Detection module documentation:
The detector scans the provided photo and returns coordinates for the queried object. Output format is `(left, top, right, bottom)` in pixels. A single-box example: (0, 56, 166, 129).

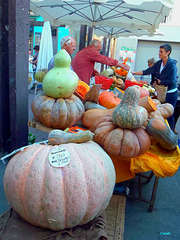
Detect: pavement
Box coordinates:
(0, 89, 180, 240)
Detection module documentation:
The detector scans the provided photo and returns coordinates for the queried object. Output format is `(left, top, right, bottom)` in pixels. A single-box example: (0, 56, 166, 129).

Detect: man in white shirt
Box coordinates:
(48, 36, 76, 71)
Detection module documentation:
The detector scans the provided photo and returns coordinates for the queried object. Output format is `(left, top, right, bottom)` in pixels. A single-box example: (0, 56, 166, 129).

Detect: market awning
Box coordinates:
(30, 0, 174, 38)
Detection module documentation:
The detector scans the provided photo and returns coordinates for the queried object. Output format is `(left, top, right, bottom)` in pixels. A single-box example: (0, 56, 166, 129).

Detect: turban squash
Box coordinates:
(92, 116, 151, 159)
(31, 92, 84, 129)
(3, 130, 116, 231)
(148, 103, 174, 120)
(112, 86, 148, 129)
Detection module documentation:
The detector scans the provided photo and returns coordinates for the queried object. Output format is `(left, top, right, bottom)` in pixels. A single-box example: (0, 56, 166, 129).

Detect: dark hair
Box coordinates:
(33, 45, 39, 51)
(159, 43, 172, 56)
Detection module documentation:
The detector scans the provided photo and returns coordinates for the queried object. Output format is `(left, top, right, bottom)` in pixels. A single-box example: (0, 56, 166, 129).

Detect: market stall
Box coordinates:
(28, 48, 180, 192)
(2, 45, 180, 238)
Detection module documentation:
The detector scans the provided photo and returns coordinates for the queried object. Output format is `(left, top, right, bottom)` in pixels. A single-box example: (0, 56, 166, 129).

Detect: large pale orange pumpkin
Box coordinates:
(31, 92, 84, 129)
(3, 136, 116, 231)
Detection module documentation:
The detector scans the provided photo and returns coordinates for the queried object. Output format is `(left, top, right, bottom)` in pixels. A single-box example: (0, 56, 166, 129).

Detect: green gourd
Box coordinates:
(146, 118, 178, 150)
(112, 86, 148, 129)
(48, 129, 94, 145)
(43, 49, 79, 98)
(35, 70, 46, 82)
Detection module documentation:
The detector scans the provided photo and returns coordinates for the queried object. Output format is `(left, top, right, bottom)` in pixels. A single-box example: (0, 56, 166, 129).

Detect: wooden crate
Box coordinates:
(105, 195, 126, 240)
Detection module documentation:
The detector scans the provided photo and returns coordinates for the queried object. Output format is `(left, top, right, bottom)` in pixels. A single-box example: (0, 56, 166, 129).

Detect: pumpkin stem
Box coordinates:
(48, 130, 94, 145)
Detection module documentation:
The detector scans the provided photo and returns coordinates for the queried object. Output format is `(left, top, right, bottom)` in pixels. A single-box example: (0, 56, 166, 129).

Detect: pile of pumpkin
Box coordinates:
(82, 85, 178, 158)
(3, 49, 179, 233)
(31, 48, 178, 156)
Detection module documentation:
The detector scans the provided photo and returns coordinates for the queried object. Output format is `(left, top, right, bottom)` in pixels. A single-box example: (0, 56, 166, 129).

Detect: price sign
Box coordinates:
(49, 147, 71, 168)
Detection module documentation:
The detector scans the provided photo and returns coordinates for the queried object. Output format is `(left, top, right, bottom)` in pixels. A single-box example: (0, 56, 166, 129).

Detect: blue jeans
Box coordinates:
(165, 90, 178, 130)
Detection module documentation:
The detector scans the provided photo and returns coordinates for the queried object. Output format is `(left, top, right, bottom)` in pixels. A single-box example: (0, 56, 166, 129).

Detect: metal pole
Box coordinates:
(0, 0, 29, 153)
(101, 37, 107, 72)
(79, 25, 87, 51)
(8, 0, 29, 151)
(0, 0, 10, 153)
(87, 27, 93, 46)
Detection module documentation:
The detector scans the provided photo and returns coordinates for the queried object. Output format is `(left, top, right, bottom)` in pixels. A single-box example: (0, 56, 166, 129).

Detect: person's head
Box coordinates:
(60, 36, 76, 55)
(33, 45, 39, 52)
(159, 43, 172, 60)
(89, 39, 102, 52)
(148, 57, 156, 68)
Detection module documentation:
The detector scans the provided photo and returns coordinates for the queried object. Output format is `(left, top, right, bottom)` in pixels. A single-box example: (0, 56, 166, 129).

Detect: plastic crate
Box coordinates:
(28, 133, 36, 144)
(125, 80, 144, 89)
(95, 76, 113, 90)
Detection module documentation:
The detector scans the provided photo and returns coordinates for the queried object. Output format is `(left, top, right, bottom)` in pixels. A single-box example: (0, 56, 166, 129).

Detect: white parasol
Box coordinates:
(36, 21, 53, 71)
(30, 0, 174, 38)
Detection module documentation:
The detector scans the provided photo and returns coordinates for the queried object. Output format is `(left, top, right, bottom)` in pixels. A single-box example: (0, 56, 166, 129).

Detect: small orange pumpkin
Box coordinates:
(76, 81, 90, 98)
(99, 91, 121, 109)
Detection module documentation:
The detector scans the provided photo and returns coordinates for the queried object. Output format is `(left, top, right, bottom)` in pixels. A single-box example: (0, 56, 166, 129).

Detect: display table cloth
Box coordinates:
(111, 144, 180, 183)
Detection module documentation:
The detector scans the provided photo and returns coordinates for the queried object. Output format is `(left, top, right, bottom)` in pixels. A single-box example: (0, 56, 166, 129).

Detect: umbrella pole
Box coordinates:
(107, 37, 111, 58)
(79, 25, 87, 51)
(101, 37, 107, 72)
(110, 37, 116, 59)
(87, 27, 93, 46)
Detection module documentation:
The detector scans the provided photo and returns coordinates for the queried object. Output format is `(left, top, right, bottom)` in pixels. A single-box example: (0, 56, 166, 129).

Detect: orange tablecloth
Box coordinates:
(110, 144, 180, 183)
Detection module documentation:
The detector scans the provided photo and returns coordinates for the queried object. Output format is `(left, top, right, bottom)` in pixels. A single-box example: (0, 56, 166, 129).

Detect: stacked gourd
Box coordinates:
(82, 85, 178, 158)
(82, 86, 151, 158)
(31, 49, 85, 129)
(4, 52, 117, 231)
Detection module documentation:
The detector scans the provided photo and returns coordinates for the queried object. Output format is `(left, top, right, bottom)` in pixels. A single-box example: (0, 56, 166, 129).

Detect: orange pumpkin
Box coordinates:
(31, 92, 84, 129)
(99, 91, 121, 109)
(93, 116, 151, 159)
(3, 131, 116, 231)
(76, 81, 90, 98)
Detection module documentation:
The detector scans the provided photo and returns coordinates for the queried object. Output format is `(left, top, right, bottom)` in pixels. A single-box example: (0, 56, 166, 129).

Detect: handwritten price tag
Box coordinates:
(49, 147, 71, 168)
